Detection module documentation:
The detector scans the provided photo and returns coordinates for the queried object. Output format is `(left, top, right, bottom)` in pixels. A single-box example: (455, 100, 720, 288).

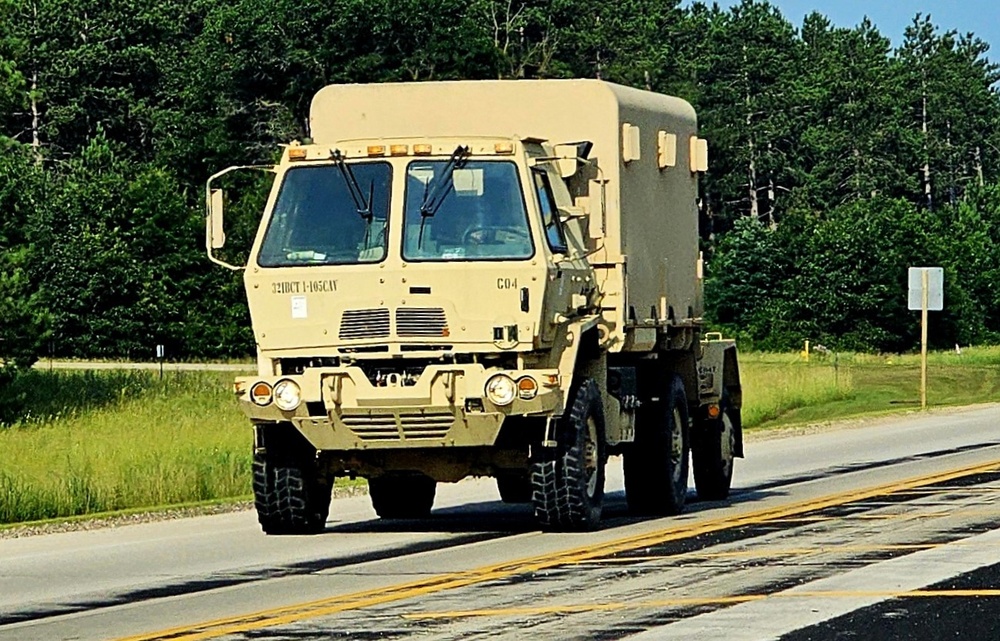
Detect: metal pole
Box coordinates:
(921, 269, 929, 410)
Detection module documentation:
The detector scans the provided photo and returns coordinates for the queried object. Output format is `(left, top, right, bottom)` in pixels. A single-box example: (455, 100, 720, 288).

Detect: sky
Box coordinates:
(690, 0, 1000, 55)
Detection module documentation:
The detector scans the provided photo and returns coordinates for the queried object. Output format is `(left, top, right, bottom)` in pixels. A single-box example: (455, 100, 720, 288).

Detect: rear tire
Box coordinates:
(530, 378, 607, 530)
(368, 473, 436, 519)
(693, 392, 737, 501)
(496, 473, 533, 503)
(252, 427, 331, 535)
(623, 374, 689, 516)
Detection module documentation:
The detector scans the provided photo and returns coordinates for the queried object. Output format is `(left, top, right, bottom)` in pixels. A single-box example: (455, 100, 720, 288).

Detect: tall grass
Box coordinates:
(0, 371, 249, 524)
(740, 354, 854, 429)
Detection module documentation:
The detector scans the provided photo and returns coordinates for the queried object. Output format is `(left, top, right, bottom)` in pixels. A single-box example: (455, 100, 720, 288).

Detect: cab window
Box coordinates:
(532, 169, 568, 254)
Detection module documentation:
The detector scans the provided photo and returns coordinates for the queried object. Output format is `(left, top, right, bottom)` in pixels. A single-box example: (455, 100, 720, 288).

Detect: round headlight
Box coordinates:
(485, 374, 517, 406)
(272, 379, 302, 411)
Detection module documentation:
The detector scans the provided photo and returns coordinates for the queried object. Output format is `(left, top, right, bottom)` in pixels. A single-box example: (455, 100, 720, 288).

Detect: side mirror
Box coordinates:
(204, 163, 272, 271)
(558, 206, 587, 223)
(207, 188, 226, 250)
(554, 144, 580, 178)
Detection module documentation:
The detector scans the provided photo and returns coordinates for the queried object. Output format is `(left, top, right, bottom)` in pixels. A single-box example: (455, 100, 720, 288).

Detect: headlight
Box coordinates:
(485, 374, 517, 406)
(250, 382, 273, 406)
(272, 379, 302, 411)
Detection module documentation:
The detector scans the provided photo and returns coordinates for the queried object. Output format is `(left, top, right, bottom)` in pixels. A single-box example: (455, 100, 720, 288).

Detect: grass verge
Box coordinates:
(2, 348, 999, 525)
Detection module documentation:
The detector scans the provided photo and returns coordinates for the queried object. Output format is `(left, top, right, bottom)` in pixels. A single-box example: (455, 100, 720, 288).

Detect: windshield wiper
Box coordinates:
(331, 149, 373, 222)
(419, 145, 471, 218)
(418, 145, 471, 247)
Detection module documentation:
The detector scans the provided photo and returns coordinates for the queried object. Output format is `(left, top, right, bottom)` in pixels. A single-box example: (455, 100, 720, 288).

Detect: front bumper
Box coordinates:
(235, 364, 563, 451)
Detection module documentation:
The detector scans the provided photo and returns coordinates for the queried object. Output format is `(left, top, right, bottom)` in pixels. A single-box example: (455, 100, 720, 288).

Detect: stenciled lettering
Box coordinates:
(271, 281, 301, 294)
(270, 280, 338, 294)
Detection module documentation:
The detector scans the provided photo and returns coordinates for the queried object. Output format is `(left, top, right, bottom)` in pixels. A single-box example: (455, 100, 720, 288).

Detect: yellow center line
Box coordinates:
(403, 589, 1000, 621)
(577, 542, 948, 563)
(116, 459, 1000, 641)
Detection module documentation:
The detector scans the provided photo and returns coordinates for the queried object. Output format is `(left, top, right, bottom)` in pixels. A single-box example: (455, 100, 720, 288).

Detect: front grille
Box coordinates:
(342, 410, 455, 441)
(396, 307, 449, 337)
(339, 308, 390, 340)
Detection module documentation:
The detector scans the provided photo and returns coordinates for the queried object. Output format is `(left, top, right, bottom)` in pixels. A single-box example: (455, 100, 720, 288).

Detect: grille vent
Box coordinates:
(342, 410, 454, 441)
(339, 308, 390, 340)
(396, 307, 449, 337)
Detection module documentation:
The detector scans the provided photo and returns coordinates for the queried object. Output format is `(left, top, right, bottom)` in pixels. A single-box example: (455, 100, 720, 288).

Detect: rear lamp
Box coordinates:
(485, 374, 517, 406)
(273, 379, 302, 411)
(250, 382, 273, 406)
(707, 404, 721, 419)
(517, 376, 538, 400)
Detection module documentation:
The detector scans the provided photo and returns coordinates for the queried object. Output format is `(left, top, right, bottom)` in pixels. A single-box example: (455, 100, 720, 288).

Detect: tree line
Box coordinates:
(1, 0, 999, 369)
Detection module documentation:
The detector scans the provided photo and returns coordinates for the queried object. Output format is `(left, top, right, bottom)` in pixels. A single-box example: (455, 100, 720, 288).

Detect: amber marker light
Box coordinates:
(250, 382, 273, 406)
(707, 404, 721, 419)
(517, 376, 538, 400)
(542, 374, 560, 387)
(287, 148, 308, 161)
(494, 141, 515, 154)
(367, 145, 386, 157)
(390, 144, 409, 156)
(413, 143, 433, 155)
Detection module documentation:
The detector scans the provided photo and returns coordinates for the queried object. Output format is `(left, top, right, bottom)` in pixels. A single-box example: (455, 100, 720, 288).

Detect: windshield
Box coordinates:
(257, 162, 391, 267)
(402, 160, 534, 261)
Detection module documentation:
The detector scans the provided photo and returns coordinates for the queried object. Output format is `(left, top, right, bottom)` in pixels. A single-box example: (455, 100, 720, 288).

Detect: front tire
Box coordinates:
(693, 392, 738, 501)
(252, 426, 331, 535)
(623, 374, 690, 516)
(531, 377, 607, 530)
(368, 473, 437, 519)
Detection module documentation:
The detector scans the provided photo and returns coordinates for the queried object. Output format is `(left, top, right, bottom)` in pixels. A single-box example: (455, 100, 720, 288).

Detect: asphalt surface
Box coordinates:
(2, 404, 999, 641)
(781, 563, 1000, 641)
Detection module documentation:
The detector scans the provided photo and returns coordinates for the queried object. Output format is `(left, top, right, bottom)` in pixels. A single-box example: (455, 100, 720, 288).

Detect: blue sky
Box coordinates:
(690, 1, 1000, 55)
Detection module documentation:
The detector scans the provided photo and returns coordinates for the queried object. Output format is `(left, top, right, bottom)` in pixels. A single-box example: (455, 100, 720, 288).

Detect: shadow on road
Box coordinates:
(320, 487, 787, 535)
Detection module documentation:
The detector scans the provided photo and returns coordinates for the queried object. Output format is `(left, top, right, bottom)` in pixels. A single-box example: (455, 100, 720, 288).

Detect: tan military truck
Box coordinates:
(206, 79, 742, 533)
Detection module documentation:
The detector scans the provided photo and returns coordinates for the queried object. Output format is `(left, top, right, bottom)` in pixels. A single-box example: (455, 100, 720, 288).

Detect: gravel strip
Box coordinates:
(0, 485, 369, 539)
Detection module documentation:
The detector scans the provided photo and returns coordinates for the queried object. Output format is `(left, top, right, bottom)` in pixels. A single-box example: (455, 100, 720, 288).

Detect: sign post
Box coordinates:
(156, 344, 165, 381)
(908, 267, 944, 410)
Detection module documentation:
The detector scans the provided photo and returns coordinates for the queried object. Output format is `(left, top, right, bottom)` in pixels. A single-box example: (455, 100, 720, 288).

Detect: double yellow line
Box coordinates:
(119, 459, 1000, 641)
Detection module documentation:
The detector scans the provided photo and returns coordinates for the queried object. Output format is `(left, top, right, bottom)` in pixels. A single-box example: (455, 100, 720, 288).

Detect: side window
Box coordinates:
(532, 169, 568, 254)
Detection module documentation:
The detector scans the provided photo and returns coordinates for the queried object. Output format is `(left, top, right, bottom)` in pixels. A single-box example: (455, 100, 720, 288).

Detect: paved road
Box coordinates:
(2, 405, 1000, 641)
(34, 360, 254, 372)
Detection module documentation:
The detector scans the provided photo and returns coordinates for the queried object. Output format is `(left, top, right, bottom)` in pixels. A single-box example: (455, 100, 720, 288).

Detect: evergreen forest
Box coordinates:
(2, 0, 1000, 367)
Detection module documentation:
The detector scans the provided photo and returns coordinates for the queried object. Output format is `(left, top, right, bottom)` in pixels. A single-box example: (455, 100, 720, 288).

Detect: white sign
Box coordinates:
(291, 296, 308, 319)
(155, 344, 165, 359)
(908, 267, 943, 311)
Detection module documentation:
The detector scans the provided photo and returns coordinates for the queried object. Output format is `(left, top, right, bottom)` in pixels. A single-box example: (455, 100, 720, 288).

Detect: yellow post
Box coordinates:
(804, 339, 810, 362)
(921, 269, 928, 410)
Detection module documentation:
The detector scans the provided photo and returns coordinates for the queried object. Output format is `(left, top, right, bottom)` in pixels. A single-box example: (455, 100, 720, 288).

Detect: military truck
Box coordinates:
(206, 79, 742, 533)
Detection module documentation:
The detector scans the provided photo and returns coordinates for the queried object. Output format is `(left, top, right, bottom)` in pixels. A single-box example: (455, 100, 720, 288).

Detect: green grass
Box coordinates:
(742, 346, 1000, 430)
(0, 371, 251, 524)
(3, 348, 1000, 525)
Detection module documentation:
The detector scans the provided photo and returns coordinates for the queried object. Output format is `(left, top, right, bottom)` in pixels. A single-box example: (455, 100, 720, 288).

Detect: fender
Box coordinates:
(698, 338, 744, 457)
